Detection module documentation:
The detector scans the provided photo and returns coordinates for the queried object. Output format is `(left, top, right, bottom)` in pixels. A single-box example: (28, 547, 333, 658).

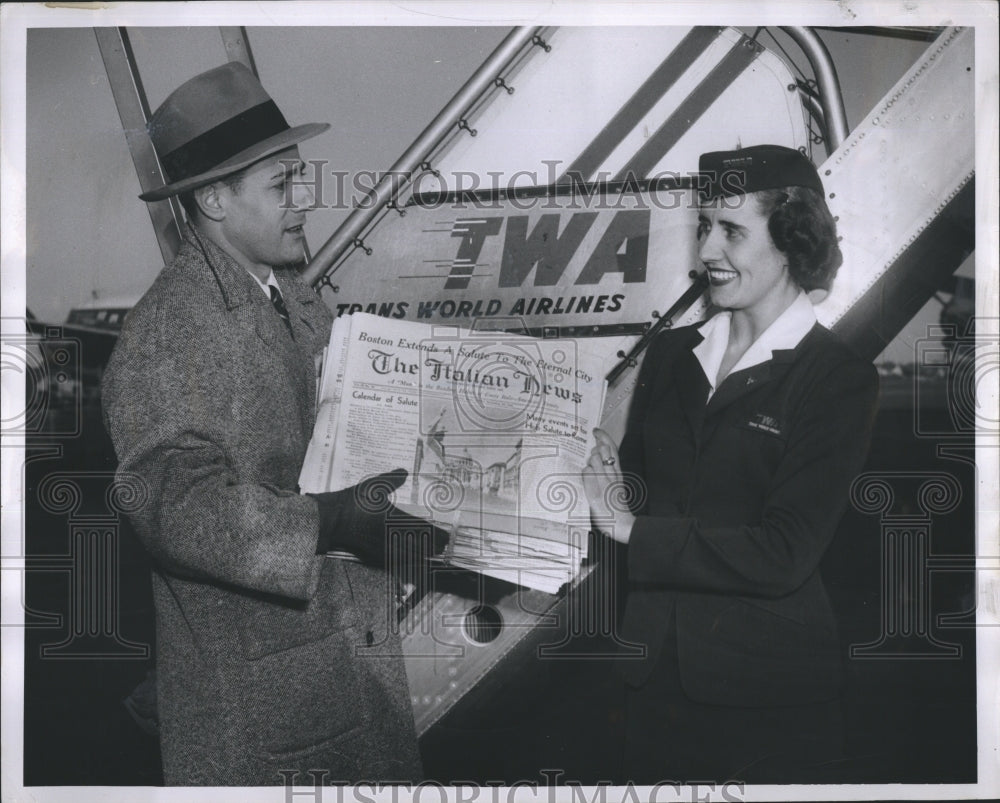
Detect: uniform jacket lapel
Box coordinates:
(648, 325, 710, 439)
(672, 346, 712, 438)
(704, 324, 821, 418)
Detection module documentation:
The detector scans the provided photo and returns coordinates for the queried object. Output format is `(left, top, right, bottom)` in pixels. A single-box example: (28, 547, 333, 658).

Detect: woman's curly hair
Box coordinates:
(755, 186, 842, 292)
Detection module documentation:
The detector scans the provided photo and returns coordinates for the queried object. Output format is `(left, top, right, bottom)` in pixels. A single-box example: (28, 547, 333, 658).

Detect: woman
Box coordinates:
(584, 145, 879, 783)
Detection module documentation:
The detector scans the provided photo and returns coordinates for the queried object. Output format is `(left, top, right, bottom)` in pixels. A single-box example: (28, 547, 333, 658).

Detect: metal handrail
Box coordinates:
(301, 25, 544, 286)
(780, 26, 849, 150)
(796, 85, 829, 143)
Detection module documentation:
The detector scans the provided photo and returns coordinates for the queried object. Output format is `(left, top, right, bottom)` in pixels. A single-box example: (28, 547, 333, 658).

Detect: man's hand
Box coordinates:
(310, 469, 450, 568)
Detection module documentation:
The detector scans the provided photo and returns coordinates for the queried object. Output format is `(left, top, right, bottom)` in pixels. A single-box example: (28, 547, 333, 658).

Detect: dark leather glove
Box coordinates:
(310, 469, 450, 570)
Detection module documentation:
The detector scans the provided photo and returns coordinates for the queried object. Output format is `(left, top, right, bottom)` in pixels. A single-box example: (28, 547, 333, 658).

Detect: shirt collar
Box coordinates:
(691, 310, 731, 395)
(693, 290, 817, 393)
(247, 268, 280, 298)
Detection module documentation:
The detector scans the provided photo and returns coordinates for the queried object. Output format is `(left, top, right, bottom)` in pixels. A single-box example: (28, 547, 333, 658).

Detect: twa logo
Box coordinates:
(443, 211, 650, 290)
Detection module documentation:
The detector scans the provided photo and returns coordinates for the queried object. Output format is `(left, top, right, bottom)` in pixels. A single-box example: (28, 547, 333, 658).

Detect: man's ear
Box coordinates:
(194, 183, 226, 222)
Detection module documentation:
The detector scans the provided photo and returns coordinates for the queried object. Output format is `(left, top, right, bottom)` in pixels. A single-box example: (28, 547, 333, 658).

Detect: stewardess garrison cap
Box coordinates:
(698, 144, 824, 200)
(139, 62, 329, 202)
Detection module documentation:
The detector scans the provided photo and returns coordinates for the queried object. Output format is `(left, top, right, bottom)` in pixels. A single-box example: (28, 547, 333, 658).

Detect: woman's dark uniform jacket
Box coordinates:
(617, 320, 879, 706)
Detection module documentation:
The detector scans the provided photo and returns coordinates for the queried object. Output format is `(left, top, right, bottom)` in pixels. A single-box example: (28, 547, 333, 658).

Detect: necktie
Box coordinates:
(268, 285, 294, 337)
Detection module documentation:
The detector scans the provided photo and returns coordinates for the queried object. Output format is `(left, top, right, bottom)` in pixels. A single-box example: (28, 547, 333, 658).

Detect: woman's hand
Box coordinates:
(583, 428, 635, 544)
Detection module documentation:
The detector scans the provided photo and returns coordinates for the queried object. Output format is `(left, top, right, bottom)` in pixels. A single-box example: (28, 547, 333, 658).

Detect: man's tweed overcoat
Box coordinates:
(102, 227, 421, 785)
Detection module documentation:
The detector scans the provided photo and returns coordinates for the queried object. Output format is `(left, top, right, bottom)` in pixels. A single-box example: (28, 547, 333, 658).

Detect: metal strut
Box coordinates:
(100, 25, 267, 264)
(606, 272, 710, 386)
(94, 27, 183, 264)
(301, 26, 545, 286)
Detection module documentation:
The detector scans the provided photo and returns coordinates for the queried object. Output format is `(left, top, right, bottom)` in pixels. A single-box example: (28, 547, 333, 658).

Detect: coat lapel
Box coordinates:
(274, 270, 326, 427)
(182, 226, 297, 349)
(275, 270, 321, 345)
(182, 226, 256, 311)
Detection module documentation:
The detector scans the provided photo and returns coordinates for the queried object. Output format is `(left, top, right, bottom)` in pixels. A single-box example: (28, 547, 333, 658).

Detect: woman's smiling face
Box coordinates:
(697, 193, 797, 315)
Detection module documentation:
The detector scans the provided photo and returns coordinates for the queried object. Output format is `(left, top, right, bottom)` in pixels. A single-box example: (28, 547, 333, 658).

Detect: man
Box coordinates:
(102, 63, 431, 785)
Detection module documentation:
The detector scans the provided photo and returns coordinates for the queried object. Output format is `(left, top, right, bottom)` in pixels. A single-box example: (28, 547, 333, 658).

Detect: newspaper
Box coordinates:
(299, 313, 607, 593)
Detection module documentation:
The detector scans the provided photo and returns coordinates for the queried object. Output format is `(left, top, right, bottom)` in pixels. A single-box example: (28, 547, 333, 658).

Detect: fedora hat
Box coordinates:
(139, 62, 329, 202)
